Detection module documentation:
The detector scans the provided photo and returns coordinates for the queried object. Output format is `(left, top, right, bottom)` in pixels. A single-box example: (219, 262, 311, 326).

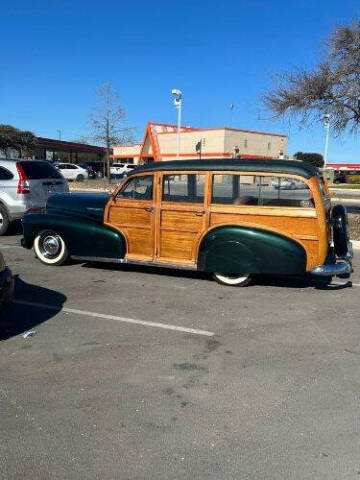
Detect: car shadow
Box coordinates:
(255, 275, 352, 290)
(80, 261, 352, 290)
(6, 220, 23, 236)
(80, 261, 209, 281)
(0, 276, 67, 341)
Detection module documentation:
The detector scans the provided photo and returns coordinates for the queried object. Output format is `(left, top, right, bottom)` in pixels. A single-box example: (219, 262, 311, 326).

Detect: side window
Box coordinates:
(212, 174, 313, 208)
(212, 174, 260, 205)
(117, 175, 153, 200)
(260, 177, 313, 207)
(162, 174, 205, 203)
(0, 166, 14, 180)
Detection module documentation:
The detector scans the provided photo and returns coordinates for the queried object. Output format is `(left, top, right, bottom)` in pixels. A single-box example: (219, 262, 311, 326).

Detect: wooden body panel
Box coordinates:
(104, 173, 155, 261)
(104, 169, 328, 272)
(157, 204, 207, 264)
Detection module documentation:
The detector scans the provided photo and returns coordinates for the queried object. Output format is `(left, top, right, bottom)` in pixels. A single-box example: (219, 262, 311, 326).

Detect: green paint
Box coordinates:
(198, 226, 306, 275)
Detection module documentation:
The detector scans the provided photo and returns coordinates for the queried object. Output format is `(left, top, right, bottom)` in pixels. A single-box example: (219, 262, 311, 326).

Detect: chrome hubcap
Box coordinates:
(0, 213, 3, 225)
(41, 235, 60, 257)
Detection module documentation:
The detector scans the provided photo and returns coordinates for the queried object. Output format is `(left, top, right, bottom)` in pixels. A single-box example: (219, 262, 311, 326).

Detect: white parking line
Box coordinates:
(13, 300, 214, 337)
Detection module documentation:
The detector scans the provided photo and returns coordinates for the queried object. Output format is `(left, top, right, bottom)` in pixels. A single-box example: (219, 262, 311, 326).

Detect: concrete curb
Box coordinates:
(352, 240, 360, 250)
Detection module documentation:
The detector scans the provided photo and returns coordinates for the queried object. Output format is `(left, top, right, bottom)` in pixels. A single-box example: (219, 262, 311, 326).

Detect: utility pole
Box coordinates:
(230, 103, 234, 127)
(57, 130, 62, 141)
(323, 114, 330, 167)
(172, 89, 182, 160)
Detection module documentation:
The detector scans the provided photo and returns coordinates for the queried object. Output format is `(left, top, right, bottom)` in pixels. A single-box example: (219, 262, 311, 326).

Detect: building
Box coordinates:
(112, 122, 287, 164)
(325, 163, 360, 170)
(1, 137, 106, 164)
(35, 137, 106, 163)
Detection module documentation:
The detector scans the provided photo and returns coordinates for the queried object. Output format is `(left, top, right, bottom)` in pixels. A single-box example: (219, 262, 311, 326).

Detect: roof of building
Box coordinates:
(129, 158, 318, 179)
(36, 137, 106, 153)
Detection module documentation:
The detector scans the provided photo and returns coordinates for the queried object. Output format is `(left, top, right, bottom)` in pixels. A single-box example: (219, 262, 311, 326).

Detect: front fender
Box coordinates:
(22, 213, 125, 259)
(198, 226, 306, 275)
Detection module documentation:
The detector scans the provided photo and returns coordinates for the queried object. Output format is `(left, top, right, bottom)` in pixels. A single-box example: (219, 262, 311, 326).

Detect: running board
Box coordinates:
(71, 256, 198, 271)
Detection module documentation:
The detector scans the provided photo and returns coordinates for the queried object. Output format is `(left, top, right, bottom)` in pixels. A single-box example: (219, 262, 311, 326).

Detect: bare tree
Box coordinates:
(263, 22, 360, 134)
(89, 83, 134, 182)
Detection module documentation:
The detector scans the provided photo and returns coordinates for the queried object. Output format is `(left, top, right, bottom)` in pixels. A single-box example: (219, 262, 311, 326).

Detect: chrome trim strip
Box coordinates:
(71, 256, 197, 271)
(72, 256, 125, 264)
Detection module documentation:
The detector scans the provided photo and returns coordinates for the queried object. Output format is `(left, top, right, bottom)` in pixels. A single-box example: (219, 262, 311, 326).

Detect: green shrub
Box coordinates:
(346, 175, 360, 184)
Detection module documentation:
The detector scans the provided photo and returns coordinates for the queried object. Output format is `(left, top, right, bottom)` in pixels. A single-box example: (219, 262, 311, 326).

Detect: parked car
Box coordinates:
(0, 159, 68, 235)
(0, 250, 14, 307)
(78, 163, 96, 179)
(55, 163, 89, 182)
(110, 163, 137, 178)
(21, 159, 353, 286)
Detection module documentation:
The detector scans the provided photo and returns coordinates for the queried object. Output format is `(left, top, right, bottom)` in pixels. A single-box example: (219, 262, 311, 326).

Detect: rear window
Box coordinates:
(19, 161, 63, 179)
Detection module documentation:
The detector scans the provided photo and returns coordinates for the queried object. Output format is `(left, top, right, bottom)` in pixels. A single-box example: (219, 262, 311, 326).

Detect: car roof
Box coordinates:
(128, 158, 319, 179)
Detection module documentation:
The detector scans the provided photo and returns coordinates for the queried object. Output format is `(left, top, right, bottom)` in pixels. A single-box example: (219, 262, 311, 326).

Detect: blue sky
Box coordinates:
(1, 0, 359, 162)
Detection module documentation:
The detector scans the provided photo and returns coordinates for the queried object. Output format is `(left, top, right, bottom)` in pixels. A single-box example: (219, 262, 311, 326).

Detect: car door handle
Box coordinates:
(195, 210, 206, 216)
(145, 206, 154, 212)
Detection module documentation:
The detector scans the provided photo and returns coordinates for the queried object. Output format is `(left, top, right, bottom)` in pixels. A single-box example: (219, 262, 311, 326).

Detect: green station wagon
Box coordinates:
(21, 159, 353, 286)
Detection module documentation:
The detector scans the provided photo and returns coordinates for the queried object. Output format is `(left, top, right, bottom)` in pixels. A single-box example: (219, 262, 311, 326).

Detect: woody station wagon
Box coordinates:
(21, 159, 353, 286)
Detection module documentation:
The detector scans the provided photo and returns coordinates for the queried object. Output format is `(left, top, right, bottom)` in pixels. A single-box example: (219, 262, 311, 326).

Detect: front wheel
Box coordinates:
(213, 272, 253, 287)
(33, 230, 68, 265)
(76, 174, 85, 182)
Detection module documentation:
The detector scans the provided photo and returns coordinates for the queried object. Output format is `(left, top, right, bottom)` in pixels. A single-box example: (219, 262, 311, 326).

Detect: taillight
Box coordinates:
(16, 163, 30, 194)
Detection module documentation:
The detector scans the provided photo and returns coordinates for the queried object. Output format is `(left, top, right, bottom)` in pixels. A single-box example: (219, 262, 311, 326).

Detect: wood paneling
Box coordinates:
(159, 231, 198, 261)
(161, 210, 203, 232)
(210, 211, 318, 236)
(123, 228, 152, 256)
(110, 206, 152, 228)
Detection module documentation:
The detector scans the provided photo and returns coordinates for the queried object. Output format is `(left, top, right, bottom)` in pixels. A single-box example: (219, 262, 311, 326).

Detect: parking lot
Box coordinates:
(1, 228, 360, 480)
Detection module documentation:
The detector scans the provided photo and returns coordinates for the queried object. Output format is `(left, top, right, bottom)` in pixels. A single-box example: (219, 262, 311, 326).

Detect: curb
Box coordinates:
(352, 240, 360, 250)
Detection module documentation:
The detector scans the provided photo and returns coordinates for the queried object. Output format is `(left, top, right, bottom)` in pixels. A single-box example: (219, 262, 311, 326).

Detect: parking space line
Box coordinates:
(13, 300, 214, 337)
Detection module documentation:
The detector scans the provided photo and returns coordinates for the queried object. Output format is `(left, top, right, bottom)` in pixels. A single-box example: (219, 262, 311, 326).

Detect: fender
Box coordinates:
(198, 226, 306, 275)
(22, 212, 126, 259)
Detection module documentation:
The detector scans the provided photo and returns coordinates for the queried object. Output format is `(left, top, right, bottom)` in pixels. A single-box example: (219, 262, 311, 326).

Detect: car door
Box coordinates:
(56, 164, 70, 179)
(156, 172, 208, 265)
(106, 174, 155, 261)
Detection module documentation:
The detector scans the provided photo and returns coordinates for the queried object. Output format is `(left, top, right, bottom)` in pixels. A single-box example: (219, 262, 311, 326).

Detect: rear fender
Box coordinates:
(22, 213, 125, 259)
(198, 226, 306, 275)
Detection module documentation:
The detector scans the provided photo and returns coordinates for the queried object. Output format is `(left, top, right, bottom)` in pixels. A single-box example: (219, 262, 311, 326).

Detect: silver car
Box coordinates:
(0, 159, 68, 235)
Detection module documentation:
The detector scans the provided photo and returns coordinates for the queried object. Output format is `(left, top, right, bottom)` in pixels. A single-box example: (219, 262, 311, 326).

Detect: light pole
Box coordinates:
(323, 114, 330, 167)
(57, 129, 62, 141)
(172, 89, 182, 160)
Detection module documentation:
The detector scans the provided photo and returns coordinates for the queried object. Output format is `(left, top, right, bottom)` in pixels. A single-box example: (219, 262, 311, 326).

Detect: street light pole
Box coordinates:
(323, 114, 330, 167)
(172, 89, 182, 160)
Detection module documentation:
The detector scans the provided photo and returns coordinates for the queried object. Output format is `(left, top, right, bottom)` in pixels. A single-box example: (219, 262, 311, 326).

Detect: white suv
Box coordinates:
(110, 163, 137, 177)
(0, 159, 68, 235)
(55, 163, 89, 182)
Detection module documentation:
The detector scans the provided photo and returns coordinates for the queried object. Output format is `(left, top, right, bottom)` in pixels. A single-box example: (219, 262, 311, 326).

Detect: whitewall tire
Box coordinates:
(33, 231, 68, 266)
(213, 272, 252, 287)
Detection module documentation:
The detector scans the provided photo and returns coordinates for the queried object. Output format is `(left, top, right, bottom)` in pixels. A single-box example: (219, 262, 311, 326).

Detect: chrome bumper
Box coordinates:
(311, 242, 353, 277)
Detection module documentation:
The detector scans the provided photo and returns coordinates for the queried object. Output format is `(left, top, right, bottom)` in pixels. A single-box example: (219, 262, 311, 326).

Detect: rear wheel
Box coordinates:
(0, 205, 10, 236)
(213, 272, 253, 287)
(33, 230, 68, 265)
(76, 174, 85, 182)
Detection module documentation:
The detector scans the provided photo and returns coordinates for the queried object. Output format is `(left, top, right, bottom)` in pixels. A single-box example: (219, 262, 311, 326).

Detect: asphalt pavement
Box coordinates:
(1, 229, 360, 480)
